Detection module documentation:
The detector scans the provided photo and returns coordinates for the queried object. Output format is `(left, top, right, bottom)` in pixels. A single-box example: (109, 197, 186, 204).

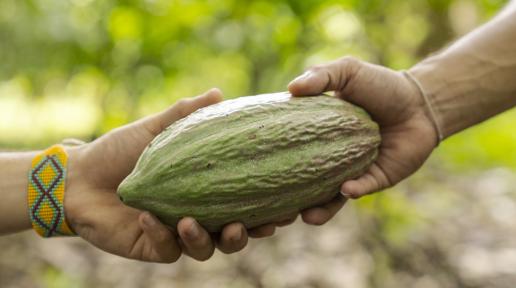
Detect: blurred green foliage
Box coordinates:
(0, 0, 514, 174)
(0, 0, 516, 153)
(1, 1, 515, 287)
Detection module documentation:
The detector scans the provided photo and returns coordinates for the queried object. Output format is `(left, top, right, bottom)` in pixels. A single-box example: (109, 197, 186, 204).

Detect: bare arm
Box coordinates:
(0, 152, 35, 234)
(410, 2, 516, 138)
(288, 2, 516, 198)
(0, 90, 253, 262)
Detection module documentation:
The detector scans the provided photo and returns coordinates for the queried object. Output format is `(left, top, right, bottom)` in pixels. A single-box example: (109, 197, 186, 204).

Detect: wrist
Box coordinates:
(408, 59, 454, 139)
(63, 143, 89, 234)
(402, 69, 443, 146)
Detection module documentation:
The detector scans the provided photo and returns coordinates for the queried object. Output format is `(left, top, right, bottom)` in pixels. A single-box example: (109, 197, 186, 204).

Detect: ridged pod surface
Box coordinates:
(117, 93, 381, 232)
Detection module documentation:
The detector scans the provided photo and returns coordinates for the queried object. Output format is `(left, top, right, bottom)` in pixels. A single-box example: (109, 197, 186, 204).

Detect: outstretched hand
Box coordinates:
(63, 89, 264, 262)
(62, 64, 434, 263)
(288, 57, 438, 199)
(59, 88, 350, 262)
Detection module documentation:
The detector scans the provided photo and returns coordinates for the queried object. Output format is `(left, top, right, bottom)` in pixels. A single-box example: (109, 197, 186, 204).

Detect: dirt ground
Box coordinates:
(1, 167, 515, 288)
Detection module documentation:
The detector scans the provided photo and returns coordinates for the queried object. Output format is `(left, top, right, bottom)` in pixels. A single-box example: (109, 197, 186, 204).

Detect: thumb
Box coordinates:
(142, 88, 223, 136)
(287, 57, 361, 96)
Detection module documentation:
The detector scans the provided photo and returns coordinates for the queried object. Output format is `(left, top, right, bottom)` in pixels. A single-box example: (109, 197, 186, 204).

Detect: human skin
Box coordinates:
(0, 89, 238, 262)
(3, 3, 515, 263)
(287, 1, 516, 205)
(0, 88, 342, 262)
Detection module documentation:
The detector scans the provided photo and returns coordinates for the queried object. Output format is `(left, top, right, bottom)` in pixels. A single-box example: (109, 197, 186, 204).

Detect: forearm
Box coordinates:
(409, 4, 516, 138)
(0, 151, 36, 235)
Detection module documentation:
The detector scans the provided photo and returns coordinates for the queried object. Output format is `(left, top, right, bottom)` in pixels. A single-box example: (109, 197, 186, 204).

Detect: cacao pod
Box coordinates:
(117, 93, 381, 232)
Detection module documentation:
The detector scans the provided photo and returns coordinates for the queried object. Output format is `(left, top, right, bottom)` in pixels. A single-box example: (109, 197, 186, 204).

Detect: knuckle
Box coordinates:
(308, 65, 324, 72)
(155, 230, 170, 243)
(339, 55, 361, 66)
(174, 98, 191, 118)
(138, 116, 162, 136)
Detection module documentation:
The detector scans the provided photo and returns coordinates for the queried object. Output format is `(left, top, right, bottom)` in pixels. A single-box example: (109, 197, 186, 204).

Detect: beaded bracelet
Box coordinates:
(27, 145, 76, 237)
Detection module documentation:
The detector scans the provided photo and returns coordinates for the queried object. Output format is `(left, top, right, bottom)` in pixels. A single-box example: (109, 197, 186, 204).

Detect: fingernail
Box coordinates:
(291, 71, 313, 84)
(341, 191, 360, 199)
(340, 189, 351, 198)
(186, 221, 200, 239)
(143, 213, 157, 227)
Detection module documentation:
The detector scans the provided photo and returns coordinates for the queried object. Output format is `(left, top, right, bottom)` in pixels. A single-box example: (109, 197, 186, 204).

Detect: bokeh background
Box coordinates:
(1, 0, 515, 287)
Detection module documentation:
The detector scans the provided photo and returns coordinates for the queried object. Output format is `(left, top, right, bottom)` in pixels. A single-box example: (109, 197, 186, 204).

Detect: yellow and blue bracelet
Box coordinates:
(27, 145, 75, 237)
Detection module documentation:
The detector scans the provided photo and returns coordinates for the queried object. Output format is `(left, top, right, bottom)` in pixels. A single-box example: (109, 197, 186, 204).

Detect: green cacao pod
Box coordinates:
(117, 93, 381, 232)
